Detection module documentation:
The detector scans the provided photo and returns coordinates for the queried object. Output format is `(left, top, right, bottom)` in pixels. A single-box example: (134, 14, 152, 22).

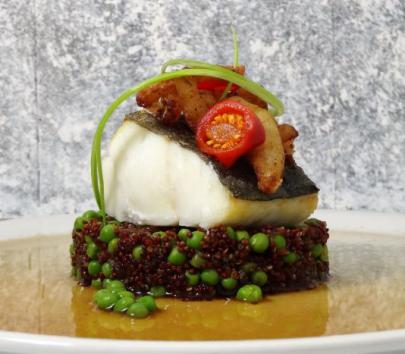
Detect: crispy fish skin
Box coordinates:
(125, 110, 318, 202)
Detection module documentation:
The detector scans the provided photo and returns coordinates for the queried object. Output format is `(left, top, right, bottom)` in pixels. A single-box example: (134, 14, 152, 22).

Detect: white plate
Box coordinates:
(0, 210, 404, 354)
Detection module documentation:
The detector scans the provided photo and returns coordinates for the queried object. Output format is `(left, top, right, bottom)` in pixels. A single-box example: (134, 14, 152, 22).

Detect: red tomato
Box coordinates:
(197, 78, 238, 92)
(196, 100, 265, 167)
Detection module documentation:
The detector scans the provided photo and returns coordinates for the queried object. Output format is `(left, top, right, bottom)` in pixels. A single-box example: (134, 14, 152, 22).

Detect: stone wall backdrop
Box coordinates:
(0, 0, 404, 218)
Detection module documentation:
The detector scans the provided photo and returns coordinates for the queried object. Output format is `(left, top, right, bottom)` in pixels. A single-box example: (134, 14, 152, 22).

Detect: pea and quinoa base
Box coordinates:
(71, 211, 329, 313)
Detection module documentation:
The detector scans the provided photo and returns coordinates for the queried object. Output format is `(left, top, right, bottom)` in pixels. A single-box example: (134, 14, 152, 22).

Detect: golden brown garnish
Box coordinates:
(278, 123, 298, 158)
(136, 65, 268, 131)
(229, 96, 285, 194)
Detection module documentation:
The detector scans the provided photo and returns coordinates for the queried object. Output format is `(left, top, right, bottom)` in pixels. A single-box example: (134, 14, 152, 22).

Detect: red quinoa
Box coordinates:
(71, 218, 329, 300)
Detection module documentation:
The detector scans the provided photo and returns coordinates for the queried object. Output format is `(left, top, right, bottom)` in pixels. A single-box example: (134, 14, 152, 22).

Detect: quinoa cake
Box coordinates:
(70, 30, 329, 317)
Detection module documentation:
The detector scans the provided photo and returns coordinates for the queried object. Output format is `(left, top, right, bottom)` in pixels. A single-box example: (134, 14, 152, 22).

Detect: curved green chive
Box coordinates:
(150, 285, 166, 297)
(91, 279, 102, 289)
(236, 230, 250, 241)
(108, 238, 119, 254)
(226, 227, 236, 240)
(221, 277, 237, 290)
(321, 246, 329, 262)
(283, 252, 299, 264)
(127, 303, 149, 318)
(177, 228, 190, 241)
(236, 284, 263, 303)
(305, 218, 321, 226)
(136, 295, 157, 312)
(88, 260, 101, 276)
(187, 231, 204, 249)
(113, 296, 134, 313)
(272, 235, 286, 249)
(201, 269, 220, 286)
(118, 290, 135, 299)
(102, 278, 112, 288)
(242, 262, 257, 273)
(252, 271, 268, 286)
(102, 262, 113, 278)
(132, 245, 143, 261)
(153, 231, 166, 237)
(99, 224, 116, 243)
(82, 210, 101, 221)
(71, 266, 76, 277)
(168, 247, 186, 265)
(105, 280, 125, 293)
(250, 233, 269, 253)
(312, 244, 323, 258)
(185, 271, 200, 286)
(190, 253, 206, 269)
(86, 242, 99, 259)
(74, 217, 84, 231)
(93, 289, 119, 310)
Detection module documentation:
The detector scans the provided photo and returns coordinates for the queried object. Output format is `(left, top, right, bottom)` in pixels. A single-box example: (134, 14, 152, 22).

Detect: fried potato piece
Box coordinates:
(229, 96, 285, 194)
(278, 123, 298, 157)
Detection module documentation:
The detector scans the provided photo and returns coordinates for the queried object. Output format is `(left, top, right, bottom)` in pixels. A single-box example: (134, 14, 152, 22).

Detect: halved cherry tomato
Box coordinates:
(197, 78, 238, 93)
(196, 99, 265, 167)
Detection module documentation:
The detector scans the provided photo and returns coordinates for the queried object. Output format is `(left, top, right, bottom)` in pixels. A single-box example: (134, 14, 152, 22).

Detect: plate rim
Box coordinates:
(0, 209, 405, 354)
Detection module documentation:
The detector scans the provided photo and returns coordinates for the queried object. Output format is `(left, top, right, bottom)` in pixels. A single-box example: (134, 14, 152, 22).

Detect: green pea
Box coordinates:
(272, 235, 286, 249)
(242, 262, 257, 273)
(99, 224, 116, 243)
(82, 210, 101, 221)
(187, 231, 204, 249)
(132, 245, 143, 261)
(236, 284, 263, 303)
(91, 279, 102, 289)
(74, 217, 84, 231)
(153, 231, 166, 237)
(106, 279, 125, 292)
(226, 227, 236, 240)
(283, 252, 299, 264)
(149, 286, 166, 297)
(252, 271, 268, 286)
(321, 246, 329, 262)
(201, 269, 220, 286)
(127, 303, 149, 318)
(69, 244, 75, 256)
(102, 262, 113, 278)
(118, 290, 135, 299)
(167, 247, 186, 265)
(87, 260, 101, 276)
(84, 235, 93, 244)
(93, 289, 119, 310)
(177, 228, 190, 241)
(86, 242, 99, 259)
(250, 233, 269, 253)
(75, 268, 82, 280)
(236, 230, 250, 241)
(136, 295, 157, 312)
(221, 277, 237, 290)
(185, 271, 200, 286)
(312, 244, 323, 258)
(108, 238, 119, 254)
(102, 278, 112, 288)
(190, 253, 206, 268)
(113, 296, 134, 313)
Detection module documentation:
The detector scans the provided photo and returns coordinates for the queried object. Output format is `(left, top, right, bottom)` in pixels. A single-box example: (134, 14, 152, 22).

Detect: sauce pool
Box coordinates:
(0, 231, 404, 340)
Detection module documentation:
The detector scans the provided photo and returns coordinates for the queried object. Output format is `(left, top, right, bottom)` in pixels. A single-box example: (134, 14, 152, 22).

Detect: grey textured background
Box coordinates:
(0, 0, 404, 218)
